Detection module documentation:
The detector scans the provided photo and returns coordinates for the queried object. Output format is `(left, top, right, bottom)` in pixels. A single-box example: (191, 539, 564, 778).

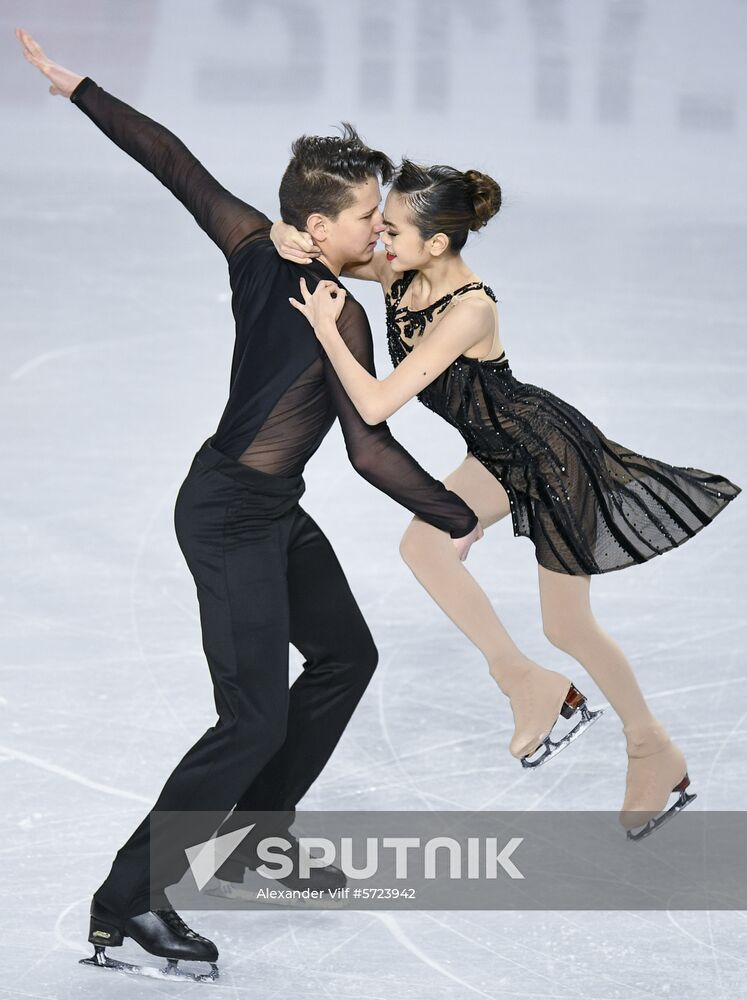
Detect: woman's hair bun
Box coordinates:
(463, 169, 502, 231)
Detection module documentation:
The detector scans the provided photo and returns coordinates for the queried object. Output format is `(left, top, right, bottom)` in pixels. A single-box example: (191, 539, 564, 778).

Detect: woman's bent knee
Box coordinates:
(542, 615, 596, 653)
(399, 519, 434, 567)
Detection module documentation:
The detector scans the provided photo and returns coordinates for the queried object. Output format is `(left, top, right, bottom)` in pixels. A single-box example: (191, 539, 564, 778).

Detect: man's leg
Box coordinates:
(232, 506, 378, 826)
(92, 458, 297, 923)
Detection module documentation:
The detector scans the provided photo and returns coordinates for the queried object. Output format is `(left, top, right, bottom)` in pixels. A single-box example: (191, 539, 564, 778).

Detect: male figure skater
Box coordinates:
(17, 29, 481, 980)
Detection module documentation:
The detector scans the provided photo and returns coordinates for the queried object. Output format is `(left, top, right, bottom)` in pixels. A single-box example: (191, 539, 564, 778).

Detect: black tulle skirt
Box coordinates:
(424, 359, 741, 575)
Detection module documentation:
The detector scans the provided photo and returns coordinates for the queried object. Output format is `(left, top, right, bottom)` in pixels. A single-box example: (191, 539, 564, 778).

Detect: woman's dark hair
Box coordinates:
(279, 122, 394, 229)
(391, 159, 501, 253)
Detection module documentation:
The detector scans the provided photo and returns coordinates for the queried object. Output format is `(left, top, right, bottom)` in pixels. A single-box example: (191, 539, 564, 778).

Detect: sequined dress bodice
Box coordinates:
(385, 269, 518, 461)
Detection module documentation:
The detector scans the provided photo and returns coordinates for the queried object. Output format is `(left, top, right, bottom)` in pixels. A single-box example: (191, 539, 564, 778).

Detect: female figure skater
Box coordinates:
(273, 160, 741, 839)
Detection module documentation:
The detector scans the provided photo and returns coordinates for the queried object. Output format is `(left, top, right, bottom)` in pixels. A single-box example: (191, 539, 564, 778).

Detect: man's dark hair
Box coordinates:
(279, 122, 394, 229)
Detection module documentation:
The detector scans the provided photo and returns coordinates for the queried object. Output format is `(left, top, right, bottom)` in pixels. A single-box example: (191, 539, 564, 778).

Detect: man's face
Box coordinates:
(310, 176, 386, 269)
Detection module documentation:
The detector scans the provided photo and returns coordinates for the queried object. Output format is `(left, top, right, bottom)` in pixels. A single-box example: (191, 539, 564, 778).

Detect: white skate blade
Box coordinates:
(79, 948, 219, 983)
(625, 788, 698, 842)
(520, 702, 604, 769)
(203, 874, 348, 909)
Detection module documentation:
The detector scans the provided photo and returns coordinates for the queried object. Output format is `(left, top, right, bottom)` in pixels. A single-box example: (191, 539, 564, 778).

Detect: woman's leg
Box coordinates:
(399, 454, 599, 760)
(399, 454, 536, 692)
(537, 565, 691, 826)
(537, 565, 661, 740)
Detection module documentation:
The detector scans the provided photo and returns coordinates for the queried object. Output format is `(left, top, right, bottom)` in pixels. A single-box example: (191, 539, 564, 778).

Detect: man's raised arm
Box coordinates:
(16, 28, 271, 261)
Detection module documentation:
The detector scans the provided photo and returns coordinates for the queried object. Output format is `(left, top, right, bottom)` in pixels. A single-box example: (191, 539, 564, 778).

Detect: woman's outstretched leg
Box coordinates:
(537, 566, 691, 829)
(537, 566, 660, 738)
(399, 455, 590, 761)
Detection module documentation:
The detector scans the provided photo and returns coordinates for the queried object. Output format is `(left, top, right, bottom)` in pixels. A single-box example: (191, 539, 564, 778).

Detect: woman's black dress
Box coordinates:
(386, 269, 741, 576)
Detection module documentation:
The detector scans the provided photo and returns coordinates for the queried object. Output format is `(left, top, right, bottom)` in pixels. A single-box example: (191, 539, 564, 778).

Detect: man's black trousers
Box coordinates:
(94, 437, 378, 921)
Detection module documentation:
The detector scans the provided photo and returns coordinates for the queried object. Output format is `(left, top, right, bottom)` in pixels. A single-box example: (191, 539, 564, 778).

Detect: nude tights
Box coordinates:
(398, 454, 663, 745)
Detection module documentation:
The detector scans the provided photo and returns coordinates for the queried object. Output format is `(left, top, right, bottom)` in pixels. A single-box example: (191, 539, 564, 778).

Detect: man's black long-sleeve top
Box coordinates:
(69, 78, 478, 537)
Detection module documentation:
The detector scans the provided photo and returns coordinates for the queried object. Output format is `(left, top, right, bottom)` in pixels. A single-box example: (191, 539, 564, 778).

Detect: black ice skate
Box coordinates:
(79, 900, 219, 982)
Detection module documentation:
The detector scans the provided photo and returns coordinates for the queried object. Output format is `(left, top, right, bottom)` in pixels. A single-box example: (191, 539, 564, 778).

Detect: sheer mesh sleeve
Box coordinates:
(325, 299, 478, 538)
(69, 77, 272, 259)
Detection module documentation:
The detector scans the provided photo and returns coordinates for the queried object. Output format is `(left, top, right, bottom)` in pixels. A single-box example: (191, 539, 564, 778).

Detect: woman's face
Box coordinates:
(382, 191, 439, 272)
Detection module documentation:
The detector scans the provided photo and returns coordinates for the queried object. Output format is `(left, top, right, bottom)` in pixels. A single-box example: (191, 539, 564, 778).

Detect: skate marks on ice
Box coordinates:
(49, 895, 747, 999)
(0, 744, 151, 805)
(8, 333, 155, 382)
(6, 454, 745, 999)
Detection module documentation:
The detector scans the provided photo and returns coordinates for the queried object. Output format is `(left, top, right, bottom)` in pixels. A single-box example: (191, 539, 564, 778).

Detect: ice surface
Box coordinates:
(2, 1, 746, 997)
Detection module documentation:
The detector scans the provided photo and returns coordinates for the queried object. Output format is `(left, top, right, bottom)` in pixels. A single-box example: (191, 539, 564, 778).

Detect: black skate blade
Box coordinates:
(626, 789, 698, 842)
(80, 949, 219, 983)
(520, 703, 604, 769)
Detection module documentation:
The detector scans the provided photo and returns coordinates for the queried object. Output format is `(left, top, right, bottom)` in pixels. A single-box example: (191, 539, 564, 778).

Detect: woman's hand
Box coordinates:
(271, 221, 321, 265)
(452, 521, 484, 561)
(289, 278, 347, 334)
(16, 27, 84, 97)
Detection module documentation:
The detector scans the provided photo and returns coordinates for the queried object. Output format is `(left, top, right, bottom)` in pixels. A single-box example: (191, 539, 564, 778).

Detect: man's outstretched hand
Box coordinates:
(452, 520, 484, 561)
(16, 27, 84, 98)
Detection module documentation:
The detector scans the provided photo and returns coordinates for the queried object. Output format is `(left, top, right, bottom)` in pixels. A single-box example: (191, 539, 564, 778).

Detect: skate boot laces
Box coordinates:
(154, 909, 211, 944)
